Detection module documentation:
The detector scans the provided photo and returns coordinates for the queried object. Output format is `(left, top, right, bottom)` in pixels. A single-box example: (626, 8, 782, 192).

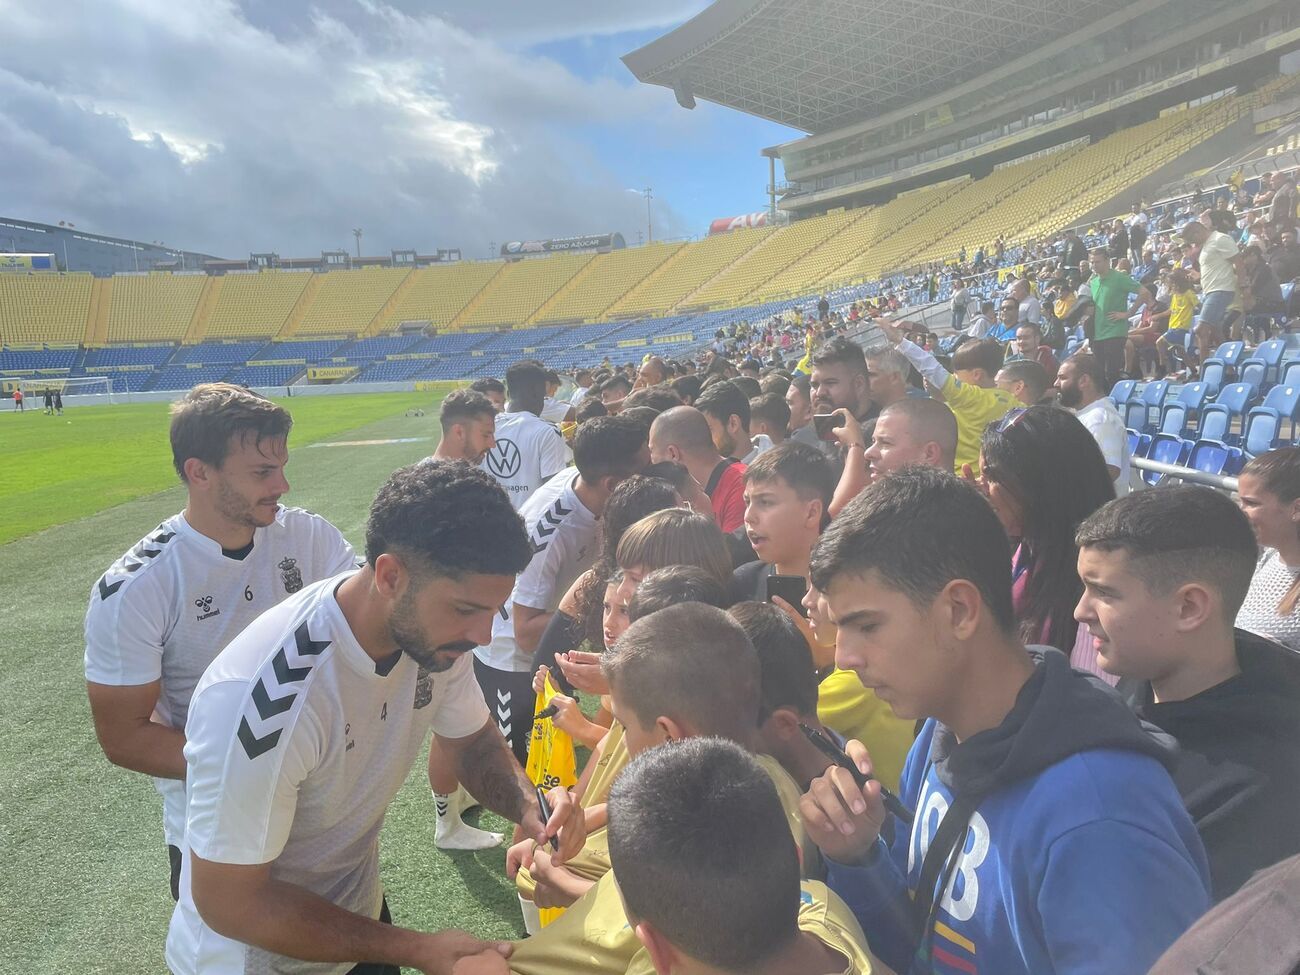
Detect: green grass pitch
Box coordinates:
(0, 388, 535, 973)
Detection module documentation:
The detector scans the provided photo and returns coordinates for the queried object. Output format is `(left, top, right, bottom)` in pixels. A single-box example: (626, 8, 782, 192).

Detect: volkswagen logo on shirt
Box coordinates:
(485, 438, 522, 479)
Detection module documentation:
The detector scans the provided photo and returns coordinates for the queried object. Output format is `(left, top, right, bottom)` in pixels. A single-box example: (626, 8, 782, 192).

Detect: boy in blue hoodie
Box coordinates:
(799, 465, 1210, 975)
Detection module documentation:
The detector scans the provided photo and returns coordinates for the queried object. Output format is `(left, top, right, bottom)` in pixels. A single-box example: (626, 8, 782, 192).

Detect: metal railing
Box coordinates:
(1131, 456, 1239, 493)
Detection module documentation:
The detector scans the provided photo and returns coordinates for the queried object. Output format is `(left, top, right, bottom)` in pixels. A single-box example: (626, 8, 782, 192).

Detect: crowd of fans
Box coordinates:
(81, 163, 1300, 975)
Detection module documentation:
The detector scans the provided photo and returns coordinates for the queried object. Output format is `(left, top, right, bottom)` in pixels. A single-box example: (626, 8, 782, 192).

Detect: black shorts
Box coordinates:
(473, 657, 533, 766)
(345, 899, 398, 975)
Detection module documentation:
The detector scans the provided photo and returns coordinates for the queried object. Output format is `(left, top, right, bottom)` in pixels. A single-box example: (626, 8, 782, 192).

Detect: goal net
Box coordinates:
(11, 375, 117, 403)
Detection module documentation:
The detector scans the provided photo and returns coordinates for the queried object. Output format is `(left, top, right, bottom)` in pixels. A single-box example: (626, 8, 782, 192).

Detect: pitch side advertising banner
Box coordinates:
(500, 233, 625, 256)
(708, 212, 769, 235)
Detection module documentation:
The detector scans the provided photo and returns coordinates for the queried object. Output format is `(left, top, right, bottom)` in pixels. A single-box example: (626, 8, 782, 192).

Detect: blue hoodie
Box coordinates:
(826, 649, 1210, 975)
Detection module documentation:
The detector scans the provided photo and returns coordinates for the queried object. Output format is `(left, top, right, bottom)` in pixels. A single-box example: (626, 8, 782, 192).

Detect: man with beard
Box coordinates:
(85, 384, 357, 901)
(166, 461, 584, 975)
(432, 389, 498, 466)
(1054, 354, 1132, 495)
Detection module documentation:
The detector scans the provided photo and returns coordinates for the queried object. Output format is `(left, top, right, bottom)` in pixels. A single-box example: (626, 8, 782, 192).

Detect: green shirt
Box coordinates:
(1089, 269, 1144, 341)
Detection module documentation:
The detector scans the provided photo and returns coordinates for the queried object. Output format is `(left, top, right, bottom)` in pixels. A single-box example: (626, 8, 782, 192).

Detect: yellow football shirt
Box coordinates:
(942, 375, 1018, 473)
(817, 668, 913, 792)
(516, 724, 629, 899)
(623, 880, 879, 975)
(1167, 290, 1195, 332)
(508, 755, 821, 975)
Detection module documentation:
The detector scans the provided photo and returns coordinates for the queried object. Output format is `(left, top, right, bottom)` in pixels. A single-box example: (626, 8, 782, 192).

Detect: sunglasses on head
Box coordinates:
(994, 407, 1029, 433)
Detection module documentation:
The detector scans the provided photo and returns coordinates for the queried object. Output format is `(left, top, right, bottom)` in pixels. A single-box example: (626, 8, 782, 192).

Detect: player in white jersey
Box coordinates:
(477, 414, 651, 762)
(84, 384, 355, 899)
(480, 361, 570, 510)
(539, 368, 575, 425)
(168, 461, 585, 975)
(431, 389, 496, 466)
(427, 387, 506, 850)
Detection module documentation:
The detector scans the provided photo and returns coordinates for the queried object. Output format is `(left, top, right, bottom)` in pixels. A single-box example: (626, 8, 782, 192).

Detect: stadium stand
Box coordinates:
(376, 262, 506, 332)
(533, 242, 683, 323)
(607, 224, 773, 317)
(0, 272, 93, 346)
(203, 271, 313, 339)
(290, 267, 410, 337)
(103, 273, 206, 343)
(453, 252, 594, 329)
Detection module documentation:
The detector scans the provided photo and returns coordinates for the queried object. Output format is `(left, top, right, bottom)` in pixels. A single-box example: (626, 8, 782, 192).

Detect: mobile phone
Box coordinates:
(813, 413, 845, 440)
(767, 574, 809, 617)
(535, 786, 560, 851)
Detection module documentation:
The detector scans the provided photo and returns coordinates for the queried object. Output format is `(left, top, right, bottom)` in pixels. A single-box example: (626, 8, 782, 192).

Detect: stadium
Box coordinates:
(6, 0, 1300, 972)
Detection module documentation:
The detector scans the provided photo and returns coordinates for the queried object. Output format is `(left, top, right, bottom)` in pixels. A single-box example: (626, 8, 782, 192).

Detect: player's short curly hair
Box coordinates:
(364, 460, 531, 579)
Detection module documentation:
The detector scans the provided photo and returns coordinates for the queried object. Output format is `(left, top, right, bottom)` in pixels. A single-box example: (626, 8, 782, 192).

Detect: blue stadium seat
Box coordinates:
(1241, 338, 1288, 385)
(1239, 359, 1266, 393)
(1197, 383, 1258, 445)
(1242, 384, 1300, 457)
(1157, 382, 1209, 438)
(1198, 358, 1226, 396)
(1109, 379, 1137, 408)
(1188, 439, 1245, 478)
(1281, 359, 1300, 388)
(1213, 341, 1246, 370)
(1143, 434, 1194, 485)
(1124, 379, 1169, 434)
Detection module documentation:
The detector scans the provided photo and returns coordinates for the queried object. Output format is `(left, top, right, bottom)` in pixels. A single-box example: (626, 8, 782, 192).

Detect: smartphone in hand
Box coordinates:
(767, 574, 809, 617)
(813, 413, 845, 440)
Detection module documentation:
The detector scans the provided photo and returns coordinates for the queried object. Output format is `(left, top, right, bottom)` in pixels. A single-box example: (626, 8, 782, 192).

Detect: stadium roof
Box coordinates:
(623, 0, 1134, 134)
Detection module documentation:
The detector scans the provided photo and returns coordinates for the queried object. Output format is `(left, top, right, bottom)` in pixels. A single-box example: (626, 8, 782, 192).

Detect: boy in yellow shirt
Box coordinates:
(504, 604, 821, 975)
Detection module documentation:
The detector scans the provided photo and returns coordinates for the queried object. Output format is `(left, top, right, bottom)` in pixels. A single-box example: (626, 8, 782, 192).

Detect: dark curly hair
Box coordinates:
(364, 460, 532, 578)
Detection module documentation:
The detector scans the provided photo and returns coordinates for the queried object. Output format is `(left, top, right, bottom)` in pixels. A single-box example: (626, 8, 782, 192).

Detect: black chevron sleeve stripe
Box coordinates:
(238, 716, 282, 760)
(293, 622, 331, 657)
(532, 539, 549, 555)
(271, 646, 312, 684)
(251, 679, 296, 720)
(552, 500, 573, 517)
(98, 576, 124, 600)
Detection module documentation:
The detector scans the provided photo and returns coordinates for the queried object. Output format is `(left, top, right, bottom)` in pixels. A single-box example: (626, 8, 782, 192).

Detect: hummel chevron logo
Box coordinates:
(293, 622, 330, 657)
(551, 500, 572, 518)
(535, 520, 557, 539)
(532, 540, 549, 555)
(252, 679, 296, 720)
(271, 646, 312, 684)
(98, 576, 124, 600)
(497, 705, 511, 723)
(130, 543, 161, 561)
(238, 716, 282, 759)
(497, 690, 510, 705)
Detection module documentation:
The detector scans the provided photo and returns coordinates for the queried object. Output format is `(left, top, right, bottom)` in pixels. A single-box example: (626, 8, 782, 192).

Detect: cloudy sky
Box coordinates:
(0, 0, 800, 259)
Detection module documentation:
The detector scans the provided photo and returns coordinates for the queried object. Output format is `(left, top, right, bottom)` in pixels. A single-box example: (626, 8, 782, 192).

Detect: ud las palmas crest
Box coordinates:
(279, 557, 304, 593)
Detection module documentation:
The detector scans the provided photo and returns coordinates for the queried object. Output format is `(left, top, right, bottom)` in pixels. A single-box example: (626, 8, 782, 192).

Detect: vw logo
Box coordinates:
(485, 437, 522, 478)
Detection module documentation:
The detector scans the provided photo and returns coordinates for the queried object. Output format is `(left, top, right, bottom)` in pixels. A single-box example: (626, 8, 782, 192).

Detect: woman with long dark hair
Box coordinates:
(977, 405, 1116, 675)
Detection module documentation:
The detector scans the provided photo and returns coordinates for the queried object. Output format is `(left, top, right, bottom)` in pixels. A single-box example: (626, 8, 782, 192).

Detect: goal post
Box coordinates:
(5, 375, 117, 404)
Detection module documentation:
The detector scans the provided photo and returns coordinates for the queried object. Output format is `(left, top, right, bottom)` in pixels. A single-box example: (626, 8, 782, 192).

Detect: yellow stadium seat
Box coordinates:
(205, 271, 313, 338)
(293, 267, 411, 336)
(535, 243, 683, 324)
(104, 273, 205, 343)
(378, 262, 505, 332)
(0, 273, 93, 346)
(455, 253, 594, 329)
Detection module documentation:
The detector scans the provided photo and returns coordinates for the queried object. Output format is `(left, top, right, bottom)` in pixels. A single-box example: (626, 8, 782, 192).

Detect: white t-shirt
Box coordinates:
(166, 572, 489, 975)
(569, 386, 590, 407)
(1074, 397, 1133, 495)
(1018, 294, 1044, 325)
(741, 434, 774, 466)
(481, 409, 571, 510)
(478, 470, 599, 672)
(540, 396, 571, 424)
(84, 508, 355, 846)
(1199, 231, 1240, 296)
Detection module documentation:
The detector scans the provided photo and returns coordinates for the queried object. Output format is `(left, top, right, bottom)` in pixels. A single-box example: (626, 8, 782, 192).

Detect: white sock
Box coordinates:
(433, 788, 503, 851)
(518, 893, 542, 936)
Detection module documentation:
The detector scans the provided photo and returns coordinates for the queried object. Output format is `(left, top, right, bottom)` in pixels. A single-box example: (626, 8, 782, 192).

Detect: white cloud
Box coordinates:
(0, 0, 707, 258)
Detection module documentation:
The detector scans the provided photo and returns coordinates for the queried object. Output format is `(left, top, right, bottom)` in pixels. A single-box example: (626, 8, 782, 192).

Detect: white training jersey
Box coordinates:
(540, 396, 571, 424)
(480, 409, 571, 510)
(478, 470, 598, 673)
(166, 572, 490, 975)
(84, 507, 355, 846)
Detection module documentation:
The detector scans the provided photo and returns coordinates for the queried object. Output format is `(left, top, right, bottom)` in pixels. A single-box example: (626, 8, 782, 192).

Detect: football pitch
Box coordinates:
(1, 388, 530, 973)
